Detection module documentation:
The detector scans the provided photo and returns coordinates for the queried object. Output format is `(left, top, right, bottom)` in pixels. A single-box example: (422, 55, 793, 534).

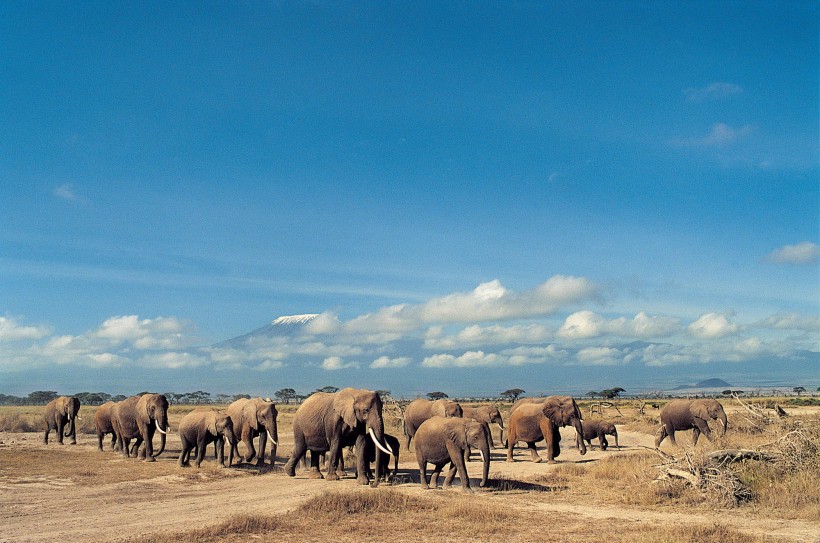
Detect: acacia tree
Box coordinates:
(793, 386, 806, 396)
(600, 387, 625, 400)
(427, 391, 449, 401)
(275, 388, 297, 404)
(500, 389, 525, 402)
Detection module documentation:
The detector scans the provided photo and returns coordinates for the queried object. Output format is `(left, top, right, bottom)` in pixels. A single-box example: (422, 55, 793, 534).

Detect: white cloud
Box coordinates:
(575, 346, 623, 366)
(370, 356, 411, 369)
(138, 352, 207, 369)
(684, 82, 743, 102)
(421, 351, 503, 368)
(558, 310, 680, 340)
(52, 183, 90, 204)
(0, 316, 50, 341)
(321, 356, 358, 370)
(345, 276, 596, 334)
(424, 323, 552, 349)
(93, 315, 189, 349)
(758, 312, 820, 333)
(765, 241, 820, 265)
(670, 123, 754, 148)
(688, 312, 739, 339)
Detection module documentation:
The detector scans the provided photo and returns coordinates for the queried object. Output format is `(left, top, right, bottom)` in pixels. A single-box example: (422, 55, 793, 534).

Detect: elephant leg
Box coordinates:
(694, 419, 712, 443)
(255, 431, 267, 467)
(242, 428, 256, 464)
(326, 435, 343, 481)
(307, 450, 324, 479)
(57, 419, 66, 445)
(416, 451, 429, 490)
(354, 438, 369, 485)
(506, 429, 516, 462)
(442, 462, 457, 489)
(284, 431, 307, 477)
(599, 435, 608, 451)
(43, 426, 50, 444)
(430, 464, 444, 489)
(667, 428, 678, 447)
(178, 437, 189, 467)
(195, 438, 207, 467)
(527, 442, 542, 463)
(446, 443, 472, 493)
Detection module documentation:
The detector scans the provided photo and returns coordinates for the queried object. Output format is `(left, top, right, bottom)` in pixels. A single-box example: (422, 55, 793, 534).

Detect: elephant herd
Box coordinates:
(41, 392, 729, 492)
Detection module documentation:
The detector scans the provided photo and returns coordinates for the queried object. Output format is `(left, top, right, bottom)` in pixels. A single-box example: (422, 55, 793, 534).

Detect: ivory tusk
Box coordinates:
(369, 428, 393, 456)
(267, 430, 278, 446)
(154, 419, 167, 435)
(479, 450, 486, 463)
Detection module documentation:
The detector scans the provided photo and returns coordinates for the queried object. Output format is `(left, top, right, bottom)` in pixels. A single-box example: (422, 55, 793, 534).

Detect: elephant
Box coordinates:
(283, 388, 393, 487)
(655, 398, 727, 447)
(111, 393, 169, 461)
(413, 416, 490, 493)
(226, 398, 278, 467)
(359, 433, 401, 483)
(403, 398, 463, 450)
(94, 401, 121, 451)
(462, 405, 504, 453)
(43, 396, 80, 445)
(576, 419, 619, 450)
(178, 409, 237, 468)
(506, 396, 586, 463)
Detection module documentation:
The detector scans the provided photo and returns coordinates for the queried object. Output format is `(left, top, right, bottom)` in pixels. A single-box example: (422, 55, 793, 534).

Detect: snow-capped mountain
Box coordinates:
(214, 314, 318, 348)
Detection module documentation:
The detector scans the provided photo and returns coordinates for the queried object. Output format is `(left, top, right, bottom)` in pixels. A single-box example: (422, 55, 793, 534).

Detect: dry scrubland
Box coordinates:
(0, 398, 818, 543)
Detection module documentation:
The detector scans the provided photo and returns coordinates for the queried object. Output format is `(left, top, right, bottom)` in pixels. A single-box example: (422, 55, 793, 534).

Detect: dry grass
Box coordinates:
(132, 487, 788, 543)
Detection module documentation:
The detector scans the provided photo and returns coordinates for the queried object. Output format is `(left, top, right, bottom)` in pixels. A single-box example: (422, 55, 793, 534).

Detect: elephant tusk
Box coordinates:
(154, 420, 167, 435)
(267, 430, 278, 446)
(369, 428, 393, 456)
(496, 422, 504, 430)
(479, 450, 486, 463)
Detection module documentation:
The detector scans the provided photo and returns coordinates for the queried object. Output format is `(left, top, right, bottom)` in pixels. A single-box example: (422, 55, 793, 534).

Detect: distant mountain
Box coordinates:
(672, 378, 732, 390)
(214, 314, 318, 349)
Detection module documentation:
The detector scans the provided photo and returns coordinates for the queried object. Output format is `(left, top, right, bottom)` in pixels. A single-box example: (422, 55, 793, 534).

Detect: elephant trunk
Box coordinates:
(152, 416, 167, 458)
(479, 441, 490, 488)
(368, 417, 391, 487)
(613, 428, 620, 449)
(65, 415, 75, 438)
(573, 419, 587, 455)
(717, 410, 727, 435)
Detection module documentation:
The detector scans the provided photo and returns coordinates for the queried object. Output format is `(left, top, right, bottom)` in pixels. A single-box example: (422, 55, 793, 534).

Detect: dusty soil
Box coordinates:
(1, 427, 817, 543)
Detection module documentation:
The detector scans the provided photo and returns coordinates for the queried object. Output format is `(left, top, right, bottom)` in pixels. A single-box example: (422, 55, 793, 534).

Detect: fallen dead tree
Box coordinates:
(649, 423, 818, 506)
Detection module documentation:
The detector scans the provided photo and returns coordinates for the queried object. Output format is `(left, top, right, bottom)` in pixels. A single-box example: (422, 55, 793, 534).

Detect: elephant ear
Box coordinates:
(691, 401, 710, 421)
(208, 413, 218, 435)
(542, 400, 563, 426)
(447, 423, 467, 449)
(332, 388, 358, 429)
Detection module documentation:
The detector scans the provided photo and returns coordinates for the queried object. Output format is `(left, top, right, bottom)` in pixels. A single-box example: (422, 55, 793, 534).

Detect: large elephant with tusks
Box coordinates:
(112, 394, 169, 461)
(284, 388, 394, 487)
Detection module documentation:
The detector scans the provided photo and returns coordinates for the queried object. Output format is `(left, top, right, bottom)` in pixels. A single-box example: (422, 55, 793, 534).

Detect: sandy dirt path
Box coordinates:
(1, 428, 817, 543)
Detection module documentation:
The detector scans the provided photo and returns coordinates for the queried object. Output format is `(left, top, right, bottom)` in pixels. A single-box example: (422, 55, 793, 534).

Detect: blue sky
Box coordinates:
(1, 2, 817, 398)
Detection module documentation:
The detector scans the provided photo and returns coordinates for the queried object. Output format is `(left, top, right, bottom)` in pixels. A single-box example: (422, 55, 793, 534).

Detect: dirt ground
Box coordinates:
(1, 424, 818, 543)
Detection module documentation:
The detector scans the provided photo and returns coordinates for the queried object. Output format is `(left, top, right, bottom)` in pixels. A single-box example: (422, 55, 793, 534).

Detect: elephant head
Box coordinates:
(142, 394, 170, 458)
(255, 400, 278, 447)
(542, 396, 586, 456)
(63, 397, 80, 438)
(213, 413, 237, 466)
(691, 399, 727, 435)
(451, 421, 490, 488)
(602, 422, 619, 449)
(333, 388, 393, 486)
(444, 401, 463, 418)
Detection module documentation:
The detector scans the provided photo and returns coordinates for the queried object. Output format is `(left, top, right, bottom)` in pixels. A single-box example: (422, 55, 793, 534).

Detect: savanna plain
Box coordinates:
(0, 398, 818, 543)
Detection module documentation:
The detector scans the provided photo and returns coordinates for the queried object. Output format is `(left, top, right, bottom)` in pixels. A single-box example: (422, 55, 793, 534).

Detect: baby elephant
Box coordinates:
(361, 433, 401, 482)
(178, 410, 237, 468)
(414, 416, 490, 493)
(576, 419, 619, 450)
